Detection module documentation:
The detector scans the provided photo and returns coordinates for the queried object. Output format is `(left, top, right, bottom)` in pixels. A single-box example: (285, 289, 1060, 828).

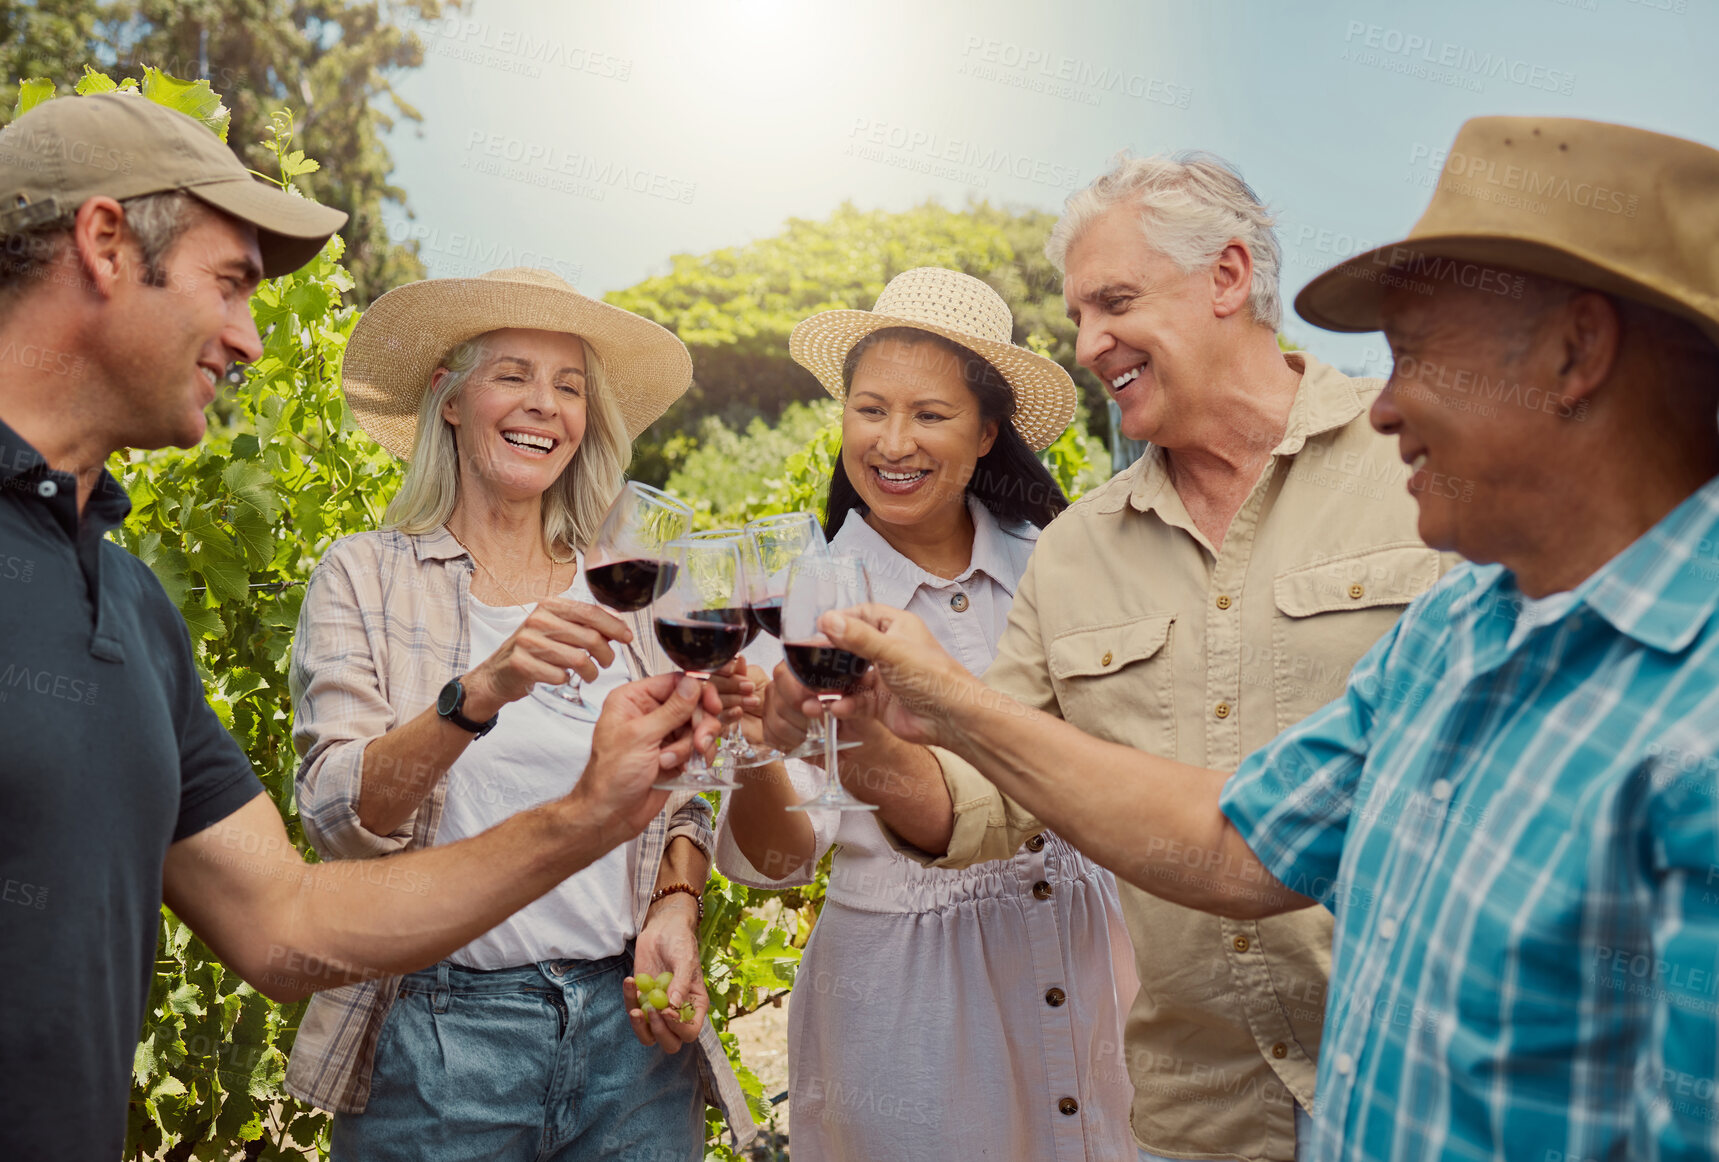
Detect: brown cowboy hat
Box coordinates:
(1296, 115, 1719, 349)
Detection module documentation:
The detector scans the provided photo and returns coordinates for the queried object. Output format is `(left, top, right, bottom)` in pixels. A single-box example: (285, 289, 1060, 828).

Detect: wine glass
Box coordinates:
(532, 481, 693, 719)
(686, 529, 783, 771)
(780, 553, 879, 813)
(744, 512, 859, 758)
(650, 537, 750, 791)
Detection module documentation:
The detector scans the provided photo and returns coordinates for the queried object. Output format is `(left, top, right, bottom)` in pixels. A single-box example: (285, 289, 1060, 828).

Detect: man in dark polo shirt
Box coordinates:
(0, 93, 715, 1159)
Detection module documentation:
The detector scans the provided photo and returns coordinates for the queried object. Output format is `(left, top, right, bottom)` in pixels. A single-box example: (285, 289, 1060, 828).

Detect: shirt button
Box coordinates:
(1233, 935, 1250, 952)
(1058, 1097, 1079, 1116)
(1348, 583, 1366, 600)
(1100, 651, 1113, 667)
(1025, 834, 1046, 852)
(1271, 1042, 1288, 1059)
(1215, 594, 1232, 610)
(949, 592, 969, 613)
(1335, 1052, 1355, 1076)
(1429, 779, 1452, 802)
(1032, 880, 1053, 900)
(36, 479, 57, 499)
(1378, 917, 1398, 941)
(1045, 987, 1067, 1007)
(1214, 701, 1231, 719)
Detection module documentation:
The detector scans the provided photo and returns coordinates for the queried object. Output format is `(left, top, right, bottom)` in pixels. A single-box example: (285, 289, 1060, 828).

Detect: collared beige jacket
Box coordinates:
(918, 352, 1451, 1161)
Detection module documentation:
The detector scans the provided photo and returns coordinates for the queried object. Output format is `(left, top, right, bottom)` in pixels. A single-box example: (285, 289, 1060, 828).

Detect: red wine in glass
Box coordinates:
(586, 559, 678, 612)
(654, 608, 749, 674)
(748, 597, 784, 639)
(783, 642, 871, 694)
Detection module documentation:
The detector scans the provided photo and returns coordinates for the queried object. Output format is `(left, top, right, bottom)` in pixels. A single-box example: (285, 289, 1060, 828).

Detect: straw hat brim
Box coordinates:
(1296, 233, 1719, 352)
(789, 310, 1077, 453)
(341, 276, 693, 459)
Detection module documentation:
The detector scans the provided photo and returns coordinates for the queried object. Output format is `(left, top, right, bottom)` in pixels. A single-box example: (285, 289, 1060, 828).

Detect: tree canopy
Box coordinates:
(606, 199, 1110, 483)
(0, 0, 453, 302)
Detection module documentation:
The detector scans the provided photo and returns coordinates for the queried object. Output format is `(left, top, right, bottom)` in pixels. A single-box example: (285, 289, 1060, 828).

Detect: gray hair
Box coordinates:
(0, 189, 205, 299)
(1046, 151, 1283, 330)
(382, 331, 631, 556)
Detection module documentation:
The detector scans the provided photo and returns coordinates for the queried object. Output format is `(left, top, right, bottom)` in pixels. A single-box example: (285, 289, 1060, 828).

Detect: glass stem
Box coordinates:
(821, 699, 840, 797)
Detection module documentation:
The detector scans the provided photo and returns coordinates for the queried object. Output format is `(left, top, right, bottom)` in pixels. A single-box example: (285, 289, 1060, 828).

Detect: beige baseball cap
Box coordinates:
(0, 90, 347, 277)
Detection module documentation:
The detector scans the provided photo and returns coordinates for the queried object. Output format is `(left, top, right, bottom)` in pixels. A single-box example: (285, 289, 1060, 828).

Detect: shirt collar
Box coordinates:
(413, 524, 472, 563)
(1097, 350, 1368, 517)
(831, 496, 1027, 608)
(0, 416, 131, 532)
(1575, 473, 1719, 653)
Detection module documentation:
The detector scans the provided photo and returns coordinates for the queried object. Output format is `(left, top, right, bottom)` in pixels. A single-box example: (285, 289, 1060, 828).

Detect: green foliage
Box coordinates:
(608, 199, 1112, 483)
(665, 400, 839, 528)
(0, 0, 457, 301)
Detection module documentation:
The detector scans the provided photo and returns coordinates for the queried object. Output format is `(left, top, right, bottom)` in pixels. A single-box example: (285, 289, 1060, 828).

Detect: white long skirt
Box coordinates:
(784, 832, 1138, 1161)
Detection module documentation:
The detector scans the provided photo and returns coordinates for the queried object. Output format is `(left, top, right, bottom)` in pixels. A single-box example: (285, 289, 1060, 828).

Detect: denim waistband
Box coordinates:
(399, 953, 632, 997)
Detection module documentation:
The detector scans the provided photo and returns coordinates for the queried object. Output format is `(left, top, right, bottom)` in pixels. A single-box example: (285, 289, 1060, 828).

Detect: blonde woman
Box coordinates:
(283, 268, 754, 1159)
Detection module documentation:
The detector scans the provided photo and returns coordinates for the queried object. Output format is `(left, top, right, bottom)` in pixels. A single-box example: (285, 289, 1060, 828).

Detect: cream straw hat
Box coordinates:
(341, 267, 693, 459)
(789, 267, 1078, 452)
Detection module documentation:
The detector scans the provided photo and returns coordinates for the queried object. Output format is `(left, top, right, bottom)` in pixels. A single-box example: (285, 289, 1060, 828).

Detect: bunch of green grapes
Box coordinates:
(628, 970, 696, 1024)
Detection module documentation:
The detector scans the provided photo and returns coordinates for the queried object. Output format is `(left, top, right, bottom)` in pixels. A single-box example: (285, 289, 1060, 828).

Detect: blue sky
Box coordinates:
(382, 0, 1719, 378)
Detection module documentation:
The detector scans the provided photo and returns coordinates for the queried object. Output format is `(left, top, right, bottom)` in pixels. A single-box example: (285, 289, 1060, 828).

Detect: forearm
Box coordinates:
(835, 723, 954, 856)
(353, 704, 482, 835)
(264, 789, 620, 998)
(654, 833, 710, 893)
(726, 762, 819, 881)
(937, 673, 1307, 918)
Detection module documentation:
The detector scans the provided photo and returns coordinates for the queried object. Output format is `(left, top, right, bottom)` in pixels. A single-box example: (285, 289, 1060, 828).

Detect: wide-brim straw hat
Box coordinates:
(789, 267, 1078, 452)
(1296, 115, 1719, 350)
(342, 267, 693, 459)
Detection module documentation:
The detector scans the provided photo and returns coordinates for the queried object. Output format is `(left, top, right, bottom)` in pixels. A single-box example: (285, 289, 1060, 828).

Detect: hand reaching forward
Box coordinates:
(808, 604, 978, 749)
(573, 673, 725, 846)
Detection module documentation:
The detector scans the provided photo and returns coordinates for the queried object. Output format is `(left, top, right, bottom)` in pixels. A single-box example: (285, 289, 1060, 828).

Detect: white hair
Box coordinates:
(1046, 151, 1283, 330)
(383, 331, 630, 556)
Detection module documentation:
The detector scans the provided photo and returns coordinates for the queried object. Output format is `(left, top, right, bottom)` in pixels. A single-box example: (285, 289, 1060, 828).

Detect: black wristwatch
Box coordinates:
(437, 677, 499, 738)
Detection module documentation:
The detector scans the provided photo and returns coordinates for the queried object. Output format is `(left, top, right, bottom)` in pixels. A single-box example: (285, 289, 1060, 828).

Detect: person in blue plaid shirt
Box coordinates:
(798, 115, 1719, 1160)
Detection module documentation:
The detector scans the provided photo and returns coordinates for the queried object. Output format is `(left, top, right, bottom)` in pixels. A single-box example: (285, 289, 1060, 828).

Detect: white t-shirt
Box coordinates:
(435, 577, 637, 967)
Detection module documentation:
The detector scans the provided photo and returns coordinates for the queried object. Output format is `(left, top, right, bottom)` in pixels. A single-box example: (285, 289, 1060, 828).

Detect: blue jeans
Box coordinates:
(330, 955, 703, 1162)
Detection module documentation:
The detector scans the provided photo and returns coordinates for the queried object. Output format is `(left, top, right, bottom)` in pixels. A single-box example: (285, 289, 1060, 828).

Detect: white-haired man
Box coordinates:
(764, 153, 1447, 1159)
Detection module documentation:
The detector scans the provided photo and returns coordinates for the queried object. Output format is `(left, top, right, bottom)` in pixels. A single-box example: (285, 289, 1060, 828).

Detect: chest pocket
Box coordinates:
(1273, 545, 1441, 729)
(1047, 613, 1176, 755)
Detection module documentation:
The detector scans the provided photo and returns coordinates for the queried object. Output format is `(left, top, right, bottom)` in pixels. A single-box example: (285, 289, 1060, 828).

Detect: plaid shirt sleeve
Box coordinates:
(290, 542, 412, 860)
(1220, 606, 1412, 910)
(1642, 740, 1719, 1160)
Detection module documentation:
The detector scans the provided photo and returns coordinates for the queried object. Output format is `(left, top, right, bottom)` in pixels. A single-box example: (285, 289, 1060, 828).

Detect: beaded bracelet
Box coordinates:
(650, 882, 705, 921)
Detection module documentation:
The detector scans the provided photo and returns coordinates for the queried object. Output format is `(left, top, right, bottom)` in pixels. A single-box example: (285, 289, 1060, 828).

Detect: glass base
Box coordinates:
(786, 786, 879, 812)
(531, 681, 600, 722)
(722, 742, 784, 769)
(653, 765, 741, 792)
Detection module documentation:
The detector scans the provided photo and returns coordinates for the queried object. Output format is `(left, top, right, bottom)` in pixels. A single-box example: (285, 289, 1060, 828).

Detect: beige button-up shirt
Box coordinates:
(918, 352, 1450, 1161)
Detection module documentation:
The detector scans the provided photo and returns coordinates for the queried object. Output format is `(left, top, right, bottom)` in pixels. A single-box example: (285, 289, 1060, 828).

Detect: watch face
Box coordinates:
(437, 678, 462, 717)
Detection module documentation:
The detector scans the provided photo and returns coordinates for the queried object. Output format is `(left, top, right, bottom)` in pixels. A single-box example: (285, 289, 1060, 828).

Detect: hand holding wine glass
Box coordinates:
(534, 481, 694, 720)
(781, 553, 879, 813)
(650, 536, 751, 791)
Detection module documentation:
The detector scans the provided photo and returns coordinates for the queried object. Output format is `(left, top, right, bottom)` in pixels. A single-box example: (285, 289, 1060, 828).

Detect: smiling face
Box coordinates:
(1374, 277, 1566, 559)
(440, 327, 589, 506)
(1062, 203, 1224, 445)
(102, 204, 265, 449)
(841, 334, 998, 534)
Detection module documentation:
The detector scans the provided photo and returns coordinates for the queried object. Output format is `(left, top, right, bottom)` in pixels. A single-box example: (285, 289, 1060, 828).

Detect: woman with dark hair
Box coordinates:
(715, 269, 1136, 1161)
